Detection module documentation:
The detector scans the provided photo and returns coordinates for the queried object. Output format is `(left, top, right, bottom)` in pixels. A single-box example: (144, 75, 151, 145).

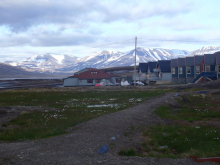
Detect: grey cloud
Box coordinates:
(0, 32, 96, 47)
(99, 1, 193, 22)
(31, 34, 96, 47)
(88, 28, 103, 35)
(0, 35, 30, 47)
(0, 0, 194, 33)
(0, 0, 101, 32)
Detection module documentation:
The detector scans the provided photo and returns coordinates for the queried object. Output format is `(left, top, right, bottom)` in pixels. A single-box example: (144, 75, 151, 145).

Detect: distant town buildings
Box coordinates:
(63, 51, 220, 86)
(63, 68, 122, 86)
(137, 60, 171, 84)
(171, 51, 220, 83)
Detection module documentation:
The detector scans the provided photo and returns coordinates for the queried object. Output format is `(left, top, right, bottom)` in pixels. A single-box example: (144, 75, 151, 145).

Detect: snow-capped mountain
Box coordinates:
(58, 50, 125, 72)
(190, 46, 220, 55)
(58, 47, 190, 72)
(4, 47, 190, 73)
(5, 53, 79, 73)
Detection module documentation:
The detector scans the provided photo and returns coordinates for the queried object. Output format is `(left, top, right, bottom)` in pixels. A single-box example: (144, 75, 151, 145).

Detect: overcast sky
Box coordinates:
(1, 0, 220, 62)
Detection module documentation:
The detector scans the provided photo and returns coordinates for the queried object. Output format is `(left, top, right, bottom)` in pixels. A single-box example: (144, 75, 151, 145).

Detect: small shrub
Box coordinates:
(2, 123, 7, 127)
(119, 149, 138, 156)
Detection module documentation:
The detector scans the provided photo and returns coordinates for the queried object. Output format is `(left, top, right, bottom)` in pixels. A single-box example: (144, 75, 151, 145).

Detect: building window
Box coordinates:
(91, 71, 98, 74)
(95, 79, 101, 83)
(79, 80, 82, 83)
(219, 65, 220, 73)
(172, 68, 175, 74)
(196, 66, 200, 74)
(87, 79, 93, 83)
(206, 65, 210, 71)
(116, 78, 121, 83)
(187, 67, 191, 74)
(179, 67, 183, 74)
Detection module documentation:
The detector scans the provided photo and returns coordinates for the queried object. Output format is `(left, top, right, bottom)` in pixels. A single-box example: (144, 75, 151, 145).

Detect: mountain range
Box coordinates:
(4, 46, 220, 74)
(4, 47, 190, 74)
(0, 63, 51, 78)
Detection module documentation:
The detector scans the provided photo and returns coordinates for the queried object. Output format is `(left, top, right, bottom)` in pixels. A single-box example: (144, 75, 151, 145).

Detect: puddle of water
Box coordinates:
(87, 104, 119, 108)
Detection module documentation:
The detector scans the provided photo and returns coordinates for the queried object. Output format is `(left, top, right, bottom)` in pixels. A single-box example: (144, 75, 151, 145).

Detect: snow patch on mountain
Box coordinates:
(58, 47, 190, 72)
(50, 54, 65, 64)
(6, 53, 79, 73)
(190, 46, 220, 55)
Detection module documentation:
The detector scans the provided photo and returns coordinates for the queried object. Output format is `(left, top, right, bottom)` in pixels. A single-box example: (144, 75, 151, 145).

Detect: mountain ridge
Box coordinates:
(0, 63, 53, 78)
(4, 46, 220, 74)
(190, 46, 220, 56)
(57, 47, 190, 72)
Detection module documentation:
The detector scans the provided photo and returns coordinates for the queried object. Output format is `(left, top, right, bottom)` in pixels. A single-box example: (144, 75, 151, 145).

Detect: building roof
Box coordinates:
(186, 56, 194, 66)
(100, 66, 135, 72)
(157, 60, 171, 72)
(139, 63, 148, 73)
(194, 55, 204, 65)
(171, 59, 178, 67)
(216, 52, 220, 64)
(148, 62, 157, 72)
(74, 68, 90, 74)
(178, 58, 186, 67)
(204, 54, 215, 65)
(69, 68, 120, 79)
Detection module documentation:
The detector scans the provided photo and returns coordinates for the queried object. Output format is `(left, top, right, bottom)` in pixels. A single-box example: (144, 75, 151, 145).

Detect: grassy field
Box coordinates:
(144, 125, 220, 158)
(0, 89, 163, 141)
(155, 92, 220, 121)
(120, 91, 220, 159)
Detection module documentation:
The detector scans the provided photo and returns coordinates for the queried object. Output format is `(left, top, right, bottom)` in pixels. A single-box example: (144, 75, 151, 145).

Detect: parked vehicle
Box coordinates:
(114, 82, 121, 86)
(129, 82, 135, 85)
(121, 81, 130, 86)
(129, 81, 145, 86)
(136, 81, 144, 86)
(141, 81, 148, 85)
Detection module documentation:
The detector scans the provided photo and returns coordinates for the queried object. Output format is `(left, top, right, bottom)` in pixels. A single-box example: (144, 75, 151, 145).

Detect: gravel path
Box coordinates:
(0, 92, 217, 165)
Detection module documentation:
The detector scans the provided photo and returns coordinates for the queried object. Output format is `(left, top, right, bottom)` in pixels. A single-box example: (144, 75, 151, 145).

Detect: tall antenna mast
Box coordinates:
(134, 36, 137, 86)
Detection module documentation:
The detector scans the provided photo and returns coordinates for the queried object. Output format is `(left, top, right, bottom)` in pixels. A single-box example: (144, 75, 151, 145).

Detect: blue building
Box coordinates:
(157, 60, 171, 81)
(178, 58, 186, 83)
(171, 59, 178, 83)
(216, 52, 220, 79)
(138, 60, 171, 83)
(171, 52, 220, 83)
(185, 56, 194, 83)
(194, 55, 204, 78)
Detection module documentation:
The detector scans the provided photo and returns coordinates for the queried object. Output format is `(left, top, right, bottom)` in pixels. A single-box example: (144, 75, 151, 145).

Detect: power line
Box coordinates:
(72, 39, 134, 52)
(138, 38, 220, 43)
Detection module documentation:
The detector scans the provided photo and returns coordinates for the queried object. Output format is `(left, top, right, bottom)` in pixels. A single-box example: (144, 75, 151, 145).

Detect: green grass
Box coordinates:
(0, 90, 163, 141)
(118, 91, 220, 159)
(119, 148, 143, 157)
(155, 106, 178, 120)
(155, 93, 220, 121)
(141, 92, 220, 158)
(143, 125, 220, 158)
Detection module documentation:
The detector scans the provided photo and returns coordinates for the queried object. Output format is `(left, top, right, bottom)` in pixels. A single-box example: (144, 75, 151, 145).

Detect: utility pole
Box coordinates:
(134, 36, 137, 86)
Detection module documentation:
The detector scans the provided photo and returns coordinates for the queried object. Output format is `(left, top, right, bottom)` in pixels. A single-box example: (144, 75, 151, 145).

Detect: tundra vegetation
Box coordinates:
(1, 86, 220, 159)
(0, 88, 163, 141)
(120, 91, 220, 158)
